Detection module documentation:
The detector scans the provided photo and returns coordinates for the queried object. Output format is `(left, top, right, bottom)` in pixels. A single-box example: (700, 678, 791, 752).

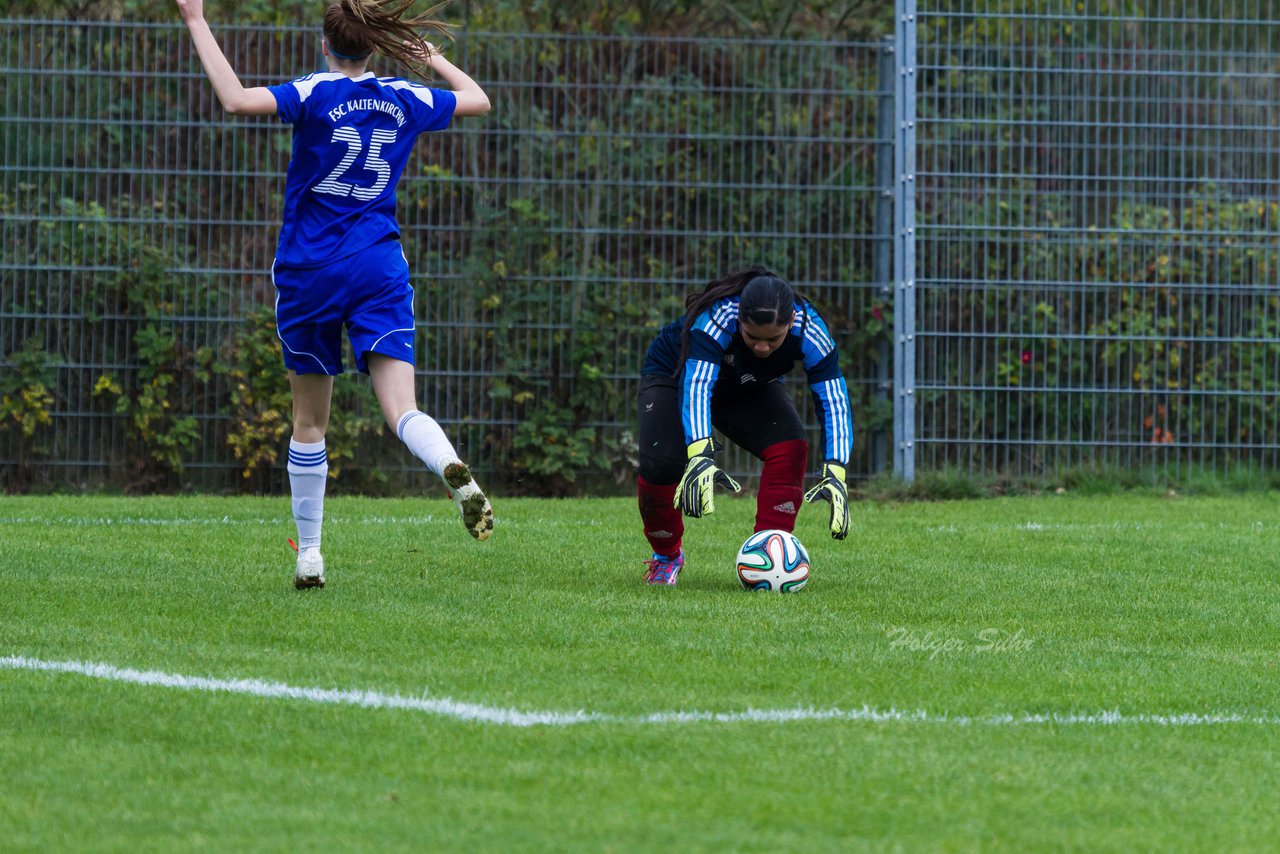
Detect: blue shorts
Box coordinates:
(272, 240, 414, 375)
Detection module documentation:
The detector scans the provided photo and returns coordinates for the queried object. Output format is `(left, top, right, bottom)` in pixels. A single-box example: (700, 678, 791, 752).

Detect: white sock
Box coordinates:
(396, 410, 460, 477)
(287, 438, 327, 550)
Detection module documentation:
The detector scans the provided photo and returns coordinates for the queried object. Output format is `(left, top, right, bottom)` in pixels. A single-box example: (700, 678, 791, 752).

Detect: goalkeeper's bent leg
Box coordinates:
(754, 439, 807, 533)
(638, 476, 683, 557)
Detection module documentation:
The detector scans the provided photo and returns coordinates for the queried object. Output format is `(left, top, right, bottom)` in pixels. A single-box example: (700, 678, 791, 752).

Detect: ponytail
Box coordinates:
(323, 0, 452, 78)
(674, 266, 798, 374)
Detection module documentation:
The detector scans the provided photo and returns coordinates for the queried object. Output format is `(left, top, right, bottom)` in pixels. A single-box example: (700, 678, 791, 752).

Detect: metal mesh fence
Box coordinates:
(911, 0, 1280, 477)
(14, 6, 1272, 493)
(1, 21, 891, 493)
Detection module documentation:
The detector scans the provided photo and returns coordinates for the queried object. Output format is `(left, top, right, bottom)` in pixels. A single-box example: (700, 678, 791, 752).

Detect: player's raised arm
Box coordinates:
(175, 0, 278, 116)
(425, 47, 490, 117)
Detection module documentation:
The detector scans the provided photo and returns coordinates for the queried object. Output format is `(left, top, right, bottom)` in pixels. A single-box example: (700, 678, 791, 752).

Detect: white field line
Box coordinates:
(3, 655, 1279, 728)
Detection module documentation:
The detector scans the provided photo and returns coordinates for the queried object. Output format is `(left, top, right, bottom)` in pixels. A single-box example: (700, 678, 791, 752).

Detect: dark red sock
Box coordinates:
(755, 439, 808, 533)
(638, 476, 683, 557)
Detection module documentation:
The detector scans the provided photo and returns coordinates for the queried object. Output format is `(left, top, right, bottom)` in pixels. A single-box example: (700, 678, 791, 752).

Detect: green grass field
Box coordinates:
(3, 492, 1279, 850)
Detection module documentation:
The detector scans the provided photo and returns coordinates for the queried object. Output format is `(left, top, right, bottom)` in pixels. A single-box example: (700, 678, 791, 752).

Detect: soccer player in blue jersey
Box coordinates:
(177, 0, 494, 589)
(636, 267, 853, 586)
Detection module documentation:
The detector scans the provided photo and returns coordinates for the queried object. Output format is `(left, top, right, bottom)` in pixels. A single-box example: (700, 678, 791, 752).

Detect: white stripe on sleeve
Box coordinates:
(682, 359, 720, 444)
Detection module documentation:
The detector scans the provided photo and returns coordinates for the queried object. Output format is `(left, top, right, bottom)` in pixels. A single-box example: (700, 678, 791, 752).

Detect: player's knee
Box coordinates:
(638, 451, 684, 486)
(761, 438, 808, 476)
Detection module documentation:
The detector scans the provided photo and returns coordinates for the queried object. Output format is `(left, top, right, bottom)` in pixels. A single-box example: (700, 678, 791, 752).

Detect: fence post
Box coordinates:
(871, 36, 896, 475)
(892, 0, 918, 481)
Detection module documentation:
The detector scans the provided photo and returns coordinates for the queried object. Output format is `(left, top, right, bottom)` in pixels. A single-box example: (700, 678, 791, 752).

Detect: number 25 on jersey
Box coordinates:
(313, 127, 398, 200)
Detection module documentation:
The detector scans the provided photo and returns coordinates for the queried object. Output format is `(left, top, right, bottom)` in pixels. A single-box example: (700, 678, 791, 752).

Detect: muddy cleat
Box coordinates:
(643, 550, 685, 586)
(443, 462, 494, 541)
(294, 547, 325, 589)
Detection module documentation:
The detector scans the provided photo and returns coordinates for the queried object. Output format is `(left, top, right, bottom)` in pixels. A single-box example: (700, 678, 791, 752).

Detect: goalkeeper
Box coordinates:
(636, 266, 855, 586)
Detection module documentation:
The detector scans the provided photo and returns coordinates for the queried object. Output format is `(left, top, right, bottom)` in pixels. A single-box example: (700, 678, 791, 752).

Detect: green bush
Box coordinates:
(216, 306, 405, 495)
(0, 335, 57, 491)
(922, 189, 1280, 470)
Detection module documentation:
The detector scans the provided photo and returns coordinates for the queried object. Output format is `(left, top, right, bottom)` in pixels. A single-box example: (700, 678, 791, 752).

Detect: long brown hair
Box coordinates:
(675, 266, 800, 373)
(323, 0, 452, 78)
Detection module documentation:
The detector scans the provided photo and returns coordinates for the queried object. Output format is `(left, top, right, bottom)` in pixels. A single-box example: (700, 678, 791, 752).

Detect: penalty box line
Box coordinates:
(3, 654, 1279, 728)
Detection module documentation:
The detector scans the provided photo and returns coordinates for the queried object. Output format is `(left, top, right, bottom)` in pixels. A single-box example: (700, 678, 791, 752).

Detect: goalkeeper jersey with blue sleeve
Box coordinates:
(641, 296, 854, 465)
(267, 71, 457, 268)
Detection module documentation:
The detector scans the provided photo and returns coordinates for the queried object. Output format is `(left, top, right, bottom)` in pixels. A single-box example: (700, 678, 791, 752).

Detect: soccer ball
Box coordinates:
(735, 529, 810, 593)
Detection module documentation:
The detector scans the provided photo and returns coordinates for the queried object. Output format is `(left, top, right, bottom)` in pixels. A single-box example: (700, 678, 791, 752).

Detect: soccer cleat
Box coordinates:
(643, 550, 685, 586)
(294, 547, 325, 589)
(442, 461, 494, 541)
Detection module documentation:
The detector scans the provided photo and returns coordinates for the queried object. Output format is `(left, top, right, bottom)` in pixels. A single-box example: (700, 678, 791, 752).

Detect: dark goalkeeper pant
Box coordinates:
(636, 375, 808, 557)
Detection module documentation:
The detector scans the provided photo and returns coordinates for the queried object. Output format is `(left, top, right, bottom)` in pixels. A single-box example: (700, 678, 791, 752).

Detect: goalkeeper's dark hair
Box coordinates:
(323, 0, 452, 78)
(675, 266, 801, 373)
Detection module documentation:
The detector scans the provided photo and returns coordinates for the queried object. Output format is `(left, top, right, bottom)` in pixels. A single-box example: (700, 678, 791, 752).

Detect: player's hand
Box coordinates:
(675, 439, 741, 518)
(804, 461, 850, 540)
(174, 0, 205, 23)
(404, 38, 441, 62)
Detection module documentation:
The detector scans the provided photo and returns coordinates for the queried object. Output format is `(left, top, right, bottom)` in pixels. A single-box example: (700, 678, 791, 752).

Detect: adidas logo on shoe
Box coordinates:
(772, 501, 797, 514)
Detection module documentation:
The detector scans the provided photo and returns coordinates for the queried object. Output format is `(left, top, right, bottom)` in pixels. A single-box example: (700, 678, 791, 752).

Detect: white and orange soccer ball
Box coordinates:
(735, 529, 810, 593)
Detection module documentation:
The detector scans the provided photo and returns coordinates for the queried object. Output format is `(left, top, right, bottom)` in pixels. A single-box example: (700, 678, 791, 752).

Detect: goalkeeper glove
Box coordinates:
(674, 438, 741, 518)
(803, 461, 850, 540)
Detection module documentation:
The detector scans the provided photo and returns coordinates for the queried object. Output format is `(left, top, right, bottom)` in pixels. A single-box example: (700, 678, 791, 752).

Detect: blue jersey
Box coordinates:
(268, 72, 457, 268)
(642, 296, 854, 465)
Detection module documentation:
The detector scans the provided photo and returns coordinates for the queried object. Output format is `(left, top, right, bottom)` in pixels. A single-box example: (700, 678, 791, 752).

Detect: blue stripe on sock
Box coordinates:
(396, 411, 422, 439)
